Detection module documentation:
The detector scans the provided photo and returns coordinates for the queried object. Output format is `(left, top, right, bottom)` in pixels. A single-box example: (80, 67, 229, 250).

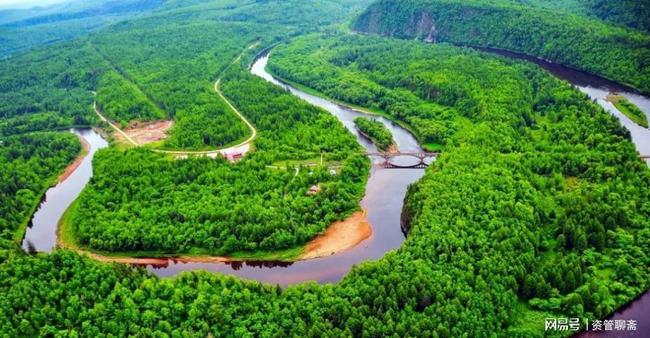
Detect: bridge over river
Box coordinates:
(366, 152, 439, 169)
(365, 152, 648, 169)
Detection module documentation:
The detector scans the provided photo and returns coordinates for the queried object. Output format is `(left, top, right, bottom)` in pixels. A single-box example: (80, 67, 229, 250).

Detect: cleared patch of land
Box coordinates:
(121, 120, 174, 145)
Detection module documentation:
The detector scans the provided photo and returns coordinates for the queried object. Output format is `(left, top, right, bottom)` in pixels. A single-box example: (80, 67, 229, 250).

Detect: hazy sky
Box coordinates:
(0, 0, 68, 9)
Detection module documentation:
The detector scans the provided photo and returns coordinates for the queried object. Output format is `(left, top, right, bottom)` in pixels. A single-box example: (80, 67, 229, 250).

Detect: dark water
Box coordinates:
(478, 47, 650, 337)
(479, 47, 650, 162)
(141, 54, 426, 285)
(576, 293, 650, 337)
(21, 128, 108, 252)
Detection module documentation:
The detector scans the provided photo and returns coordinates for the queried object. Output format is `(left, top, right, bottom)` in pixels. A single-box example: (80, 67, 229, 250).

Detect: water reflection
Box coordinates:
(21, 128, 108, 252)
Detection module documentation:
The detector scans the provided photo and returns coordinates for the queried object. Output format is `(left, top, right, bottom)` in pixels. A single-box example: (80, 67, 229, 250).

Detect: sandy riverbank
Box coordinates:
(58, 135, 90, 183)
(58, 210, 372, 266)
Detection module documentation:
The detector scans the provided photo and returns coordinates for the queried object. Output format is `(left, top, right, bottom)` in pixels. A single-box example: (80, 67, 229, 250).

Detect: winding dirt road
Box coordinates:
(94, 42, 259, 158)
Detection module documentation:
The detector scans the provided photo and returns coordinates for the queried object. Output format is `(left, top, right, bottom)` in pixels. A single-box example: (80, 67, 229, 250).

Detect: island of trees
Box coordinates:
(607, 94, 649, 128)
(354, 117, 395, 151)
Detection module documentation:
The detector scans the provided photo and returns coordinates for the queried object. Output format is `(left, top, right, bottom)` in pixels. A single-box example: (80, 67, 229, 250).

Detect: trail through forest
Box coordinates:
(93, 43, 259, 158)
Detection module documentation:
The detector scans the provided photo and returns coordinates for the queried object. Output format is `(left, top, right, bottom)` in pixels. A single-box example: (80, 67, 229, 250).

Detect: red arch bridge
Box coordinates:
(366, 152, 440, 169)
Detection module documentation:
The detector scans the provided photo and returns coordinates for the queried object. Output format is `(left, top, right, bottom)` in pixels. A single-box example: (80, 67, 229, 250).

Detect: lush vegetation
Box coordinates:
(0, 132, 80, 239)
(1, 0, 649, 336)
(0, 41, 105, 135)
(354, 117, 394, 150)
(608, 94, 649, 128)
(582, 0, 650, 33)
(353, 0, 650, 94)
(70, 149, 367, 254)
(272, 33, 650, 335)
(0, 0, 165, 58)
(56, 1, 373, 255)
(95, 71, 166, 126)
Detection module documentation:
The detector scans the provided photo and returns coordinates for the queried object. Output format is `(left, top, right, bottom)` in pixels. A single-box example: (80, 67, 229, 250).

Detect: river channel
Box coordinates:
(21, 53, 426, 286)
(21, 47, 650, 301)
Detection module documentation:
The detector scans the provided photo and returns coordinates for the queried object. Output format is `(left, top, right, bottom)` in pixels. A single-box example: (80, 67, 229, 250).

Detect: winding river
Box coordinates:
(478, 47, 650, 337)
(21, 53, 425, 286)
(21, 46, 650, 321)
(21, 128, 108, 252)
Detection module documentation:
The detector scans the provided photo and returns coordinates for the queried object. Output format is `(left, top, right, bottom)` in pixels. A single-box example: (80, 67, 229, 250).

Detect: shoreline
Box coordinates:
(57, 209, 372, 266)
(58, 134, 90, 183)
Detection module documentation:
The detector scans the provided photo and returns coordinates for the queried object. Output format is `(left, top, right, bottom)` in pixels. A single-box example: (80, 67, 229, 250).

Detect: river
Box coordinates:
(21, 128, 108, 252)
(20, 46, 650, 312)
(139, 54, 426, 284)
(477, 47, 650, 338)
(20, 53, 426, 286)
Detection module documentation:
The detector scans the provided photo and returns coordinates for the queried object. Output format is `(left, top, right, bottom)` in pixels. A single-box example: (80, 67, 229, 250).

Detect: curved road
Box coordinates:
(94, 43, 259, 158)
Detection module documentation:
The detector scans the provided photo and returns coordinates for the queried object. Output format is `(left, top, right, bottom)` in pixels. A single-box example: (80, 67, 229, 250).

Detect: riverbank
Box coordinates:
(264, 65, 440, 152)
(13, 132, 90, 243)
(57, 200, 372, 265)
(58, 134, 90, 183)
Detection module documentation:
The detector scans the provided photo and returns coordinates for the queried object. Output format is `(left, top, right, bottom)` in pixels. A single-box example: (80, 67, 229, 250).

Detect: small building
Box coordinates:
(307, 184, 322, 195)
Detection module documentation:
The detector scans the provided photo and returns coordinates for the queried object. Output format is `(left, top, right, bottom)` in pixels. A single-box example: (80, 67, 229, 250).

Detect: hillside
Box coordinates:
(353, 0, 650, 94)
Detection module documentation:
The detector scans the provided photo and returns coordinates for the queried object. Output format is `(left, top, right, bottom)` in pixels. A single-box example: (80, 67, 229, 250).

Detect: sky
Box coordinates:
(0, 0, 68, 9)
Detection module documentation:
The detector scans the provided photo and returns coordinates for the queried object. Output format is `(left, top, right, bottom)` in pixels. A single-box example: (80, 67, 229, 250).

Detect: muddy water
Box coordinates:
(21, 128, 108, 252)
(141, 54, 425, 285)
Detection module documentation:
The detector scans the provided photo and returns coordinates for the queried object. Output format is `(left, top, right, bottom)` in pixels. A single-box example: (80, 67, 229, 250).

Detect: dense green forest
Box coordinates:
(0, 132, 80, 239)
(271, 32, 650, 335)
(0, 0, 165, 58)
(354, 117, 394, 151)
(353, 0, 650, 94)
(0, 0, 649, 336)
(581, 0, 650, 33)
(61, 0, 373, 255)
(95, 71, 167, 126)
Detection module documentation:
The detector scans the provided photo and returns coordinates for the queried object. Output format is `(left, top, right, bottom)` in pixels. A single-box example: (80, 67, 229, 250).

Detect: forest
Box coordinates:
(354, 117, 394, 151)
(0, 132, 80, 240)
(353, 0, 650, 94)
(0, 0, 648, 336)
(270, 32, 650, 335)
(61, 1, 372, 255)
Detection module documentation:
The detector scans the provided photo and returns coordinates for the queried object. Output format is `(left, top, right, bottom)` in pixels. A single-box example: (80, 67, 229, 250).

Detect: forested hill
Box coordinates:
(0, 0, 166, 58)
(353, 0, 650, 94)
